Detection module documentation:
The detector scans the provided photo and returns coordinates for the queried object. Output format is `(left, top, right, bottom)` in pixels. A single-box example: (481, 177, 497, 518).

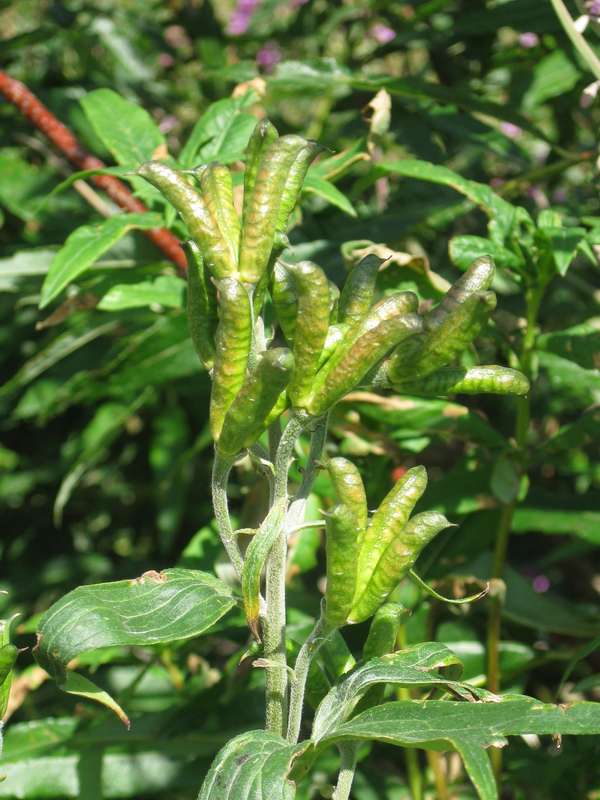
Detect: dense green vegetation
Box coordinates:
(1, 1, 599, 797)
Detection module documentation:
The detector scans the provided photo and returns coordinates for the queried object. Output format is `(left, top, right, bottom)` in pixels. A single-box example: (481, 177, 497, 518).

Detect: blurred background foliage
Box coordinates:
(0, 0, 599, 797)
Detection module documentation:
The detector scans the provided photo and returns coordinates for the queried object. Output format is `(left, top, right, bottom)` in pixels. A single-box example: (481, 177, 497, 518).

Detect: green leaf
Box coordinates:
(97, 275, 185, 311)
(242, 500, 286, 638)
(539, 226, 586, 276)
(39, 212, 162, 308)
(449, 235, 523, 272)
(378, 159, 518, 241)
(537, 351, 600, 410)
(523, 50, 580, 109)
(538, 321, 600, 370)
(464, 554, 600, 637)
(41, 166, 136, 207)
(303, 172, 357, 217)
(198, 730, 305, 800)
(322, 695, 600, 800)
(490, 456, 520, 505)
(512, 508, 600, 544)
(179, 93, 257, 168)
(80, 89, 165, 167)
(0, 322, 119, 399)
(34, 568, 236, 721)
(0, 618, 17, 718)
(312, 642, 468, 741)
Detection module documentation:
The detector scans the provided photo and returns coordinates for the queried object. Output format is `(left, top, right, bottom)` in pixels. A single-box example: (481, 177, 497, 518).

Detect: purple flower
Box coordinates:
(587, 0, 600, 19)
(227, 0, 260, 36)
(290, 0, 309, 7)
(256, 42, 282, 72)
(158, 53, 175, 69)
(532, 575, 550, 593)
(500, 121, 523, 140)
(370, 23, 396, 45)
(518, 32, 539, 48)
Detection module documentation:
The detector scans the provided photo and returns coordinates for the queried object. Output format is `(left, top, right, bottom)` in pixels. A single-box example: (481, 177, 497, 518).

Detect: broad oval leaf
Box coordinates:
(39, 212, 162, 308)
(322, 695, 600, 800)
(312, 642, 469, 741)
(81, 89, 165, 168)
(197, 730, 306, 800)
(35, 568, 237, 722)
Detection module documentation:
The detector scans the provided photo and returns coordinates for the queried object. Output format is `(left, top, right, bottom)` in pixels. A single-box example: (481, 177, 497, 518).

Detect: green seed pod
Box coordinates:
(327, 457, 368, 533)
(307, 295, 422, 416)
(328, 281, 340, 322)
(350, 511, 452, 624)
(387, 289, 496, 382)
(287, 260, 331, 407)
(263, 387, 289, 429)
(243, 118, 279, 226)
(272, 260, 298, 343)
(0, 643, 17, 685)
(239, 135, 310, 285)
(275, 141, 321, 236)
(217, 348, 294, 456)
(184, 241, 217, 371)
(363, 602, 407, 660)
(325, 504, 360, 629)
(137, 161, 235, 279)
(395, 365, 530, 397)
(386, 257, 495, 382)
(317, 323, 350, 369)
(210, 278, 253, 441)
(196, 162, 240, 268)
(338, 254, 384, 327)
(354, 465, 427, 602)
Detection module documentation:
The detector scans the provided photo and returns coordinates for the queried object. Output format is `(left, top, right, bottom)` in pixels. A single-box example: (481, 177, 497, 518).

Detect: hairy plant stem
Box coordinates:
(332, 744, 358, 800)
(211, 452, 244, 578)
(486, 280, 544, 779)
(287, 609, 333, 743)
(263, 414, 307, 734)
(550, 0, 600, 80)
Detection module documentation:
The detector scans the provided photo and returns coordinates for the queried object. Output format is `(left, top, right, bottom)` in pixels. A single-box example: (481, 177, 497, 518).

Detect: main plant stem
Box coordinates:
(486, 280, 544, 777)
(332, 744, 359, 800)
(263, 415, 306, 734)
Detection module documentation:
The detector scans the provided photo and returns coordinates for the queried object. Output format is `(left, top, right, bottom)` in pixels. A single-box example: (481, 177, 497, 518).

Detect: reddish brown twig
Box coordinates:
(0, 70, 187, 271)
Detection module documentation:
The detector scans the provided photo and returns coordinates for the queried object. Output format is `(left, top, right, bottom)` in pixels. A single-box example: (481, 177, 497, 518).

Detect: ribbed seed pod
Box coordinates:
(196, 163, 240, 268)
(325, 504, 360, 629)
(210, 278, 253, 441)
(217, 348, 294, 456)
(363, 602, 407, 660)
(263, 387, 289, 429)
(317, 323, 349, 369)
(395, 365, 530, 397)
(338, 254, 384, 326)
(137, 161, 235, 279)
(387, 289, 496, 382)
(238, 135, 310, 285)
(354, 465, 427, 602)
(242, 119, 279, 226)
(306, 294, 422, 416)
(184, 241, 217, 370)
(350, 511, 452, 623)
(287, 260, 331, 407)
(386, 256, 495, 382)
(274, 141, 321, 236)
(327, 457, 368, 534)
(328, 281, 340, 322)
(271, 260, 298, 343)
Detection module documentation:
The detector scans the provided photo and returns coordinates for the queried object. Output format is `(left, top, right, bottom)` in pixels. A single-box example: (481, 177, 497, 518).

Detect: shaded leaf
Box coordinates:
(303, 172, 357, 217)
(39, 212, 162, 308)
(98, 275, 185, 311)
